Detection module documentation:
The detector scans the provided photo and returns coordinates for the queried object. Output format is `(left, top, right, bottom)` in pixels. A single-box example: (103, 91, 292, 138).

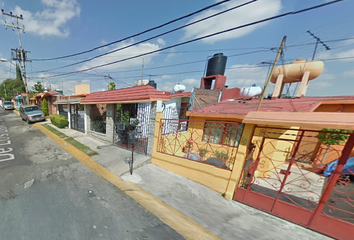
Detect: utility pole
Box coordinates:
(2, 9, 30, 105)
(256, 36, 287, 111)
(4, 83, 7, 97)
(307, 30, 330, 60)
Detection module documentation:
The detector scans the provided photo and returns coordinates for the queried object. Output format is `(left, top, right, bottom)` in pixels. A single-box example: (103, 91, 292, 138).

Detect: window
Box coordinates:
(202, 121, 243, 147)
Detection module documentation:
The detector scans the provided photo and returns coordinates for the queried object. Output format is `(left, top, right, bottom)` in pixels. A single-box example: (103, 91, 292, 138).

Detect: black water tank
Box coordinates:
(206, 53, 227, 76)
(148, 80, 157, 89)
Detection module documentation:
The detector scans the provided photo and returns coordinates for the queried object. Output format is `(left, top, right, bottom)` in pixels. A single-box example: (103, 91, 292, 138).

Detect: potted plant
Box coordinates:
(182, 139, 193, 153)
(199, 148, 209, 159)
(313, 128, 351, 173)
(215, 150, 229, 162)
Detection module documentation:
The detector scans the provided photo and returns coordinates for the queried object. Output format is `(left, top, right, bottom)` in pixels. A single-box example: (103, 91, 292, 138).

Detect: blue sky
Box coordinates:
(0, 0, 353, 96)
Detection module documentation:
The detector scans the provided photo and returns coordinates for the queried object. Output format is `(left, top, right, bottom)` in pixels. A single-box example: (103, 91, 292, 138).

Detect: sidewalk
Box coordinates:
(37, 121, 332, 240)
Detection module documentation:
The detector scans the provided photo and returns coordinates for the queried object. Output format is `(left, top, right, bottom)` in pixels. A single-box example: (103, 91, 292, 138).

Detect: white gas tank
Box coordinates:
(240, 84, 262, 99)
(173, 83, 186, 93)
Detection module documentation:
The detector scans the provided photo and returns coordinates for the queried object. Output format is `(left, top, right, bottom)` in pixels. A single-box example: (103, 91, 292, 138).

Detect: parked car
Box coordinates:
(19, 105, 45, 123)
(3, 101, 14, 110)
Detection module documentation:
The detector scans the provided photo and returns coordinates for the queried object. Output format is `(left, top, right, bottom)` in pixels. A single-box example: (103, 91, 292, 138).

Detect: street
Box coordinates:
(0, 110, 183, 240)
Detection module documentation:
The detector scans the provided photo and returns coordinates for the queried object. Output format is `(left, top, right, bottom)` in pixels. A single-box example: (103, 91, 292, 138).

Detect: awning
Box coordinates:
(243, 111, 354, 130)
(53, 98, 83, 105)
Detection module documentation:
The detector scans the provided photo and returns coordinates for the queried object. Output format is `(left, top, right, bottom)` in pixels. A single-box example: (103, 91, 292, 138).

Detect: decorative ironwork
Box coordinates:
(157, 118, 244, 170)
(70, 104, 84, 133)
(115, 102, 151, 155)
(235, 126, 354, 239)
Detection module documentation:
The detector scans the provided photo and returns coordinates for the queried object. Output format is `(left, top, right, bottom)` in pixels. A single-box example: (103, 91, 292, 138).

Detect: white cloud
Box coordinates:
(78, 40, 160, 71)
(318, 48, 354, 61)
(182, 0, 282, 44)
(225, 64, 269, 88)
(343, 69, 354, 77)
(157, 38, 166, 46)
(12, 0, 80, 37)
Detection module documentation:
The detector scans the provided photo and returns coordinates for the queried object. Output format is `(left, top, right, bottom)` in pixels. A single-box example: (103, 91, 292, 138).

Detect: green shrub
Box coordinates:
(42, 98, 49, 116)
(50, 114, 69, 128)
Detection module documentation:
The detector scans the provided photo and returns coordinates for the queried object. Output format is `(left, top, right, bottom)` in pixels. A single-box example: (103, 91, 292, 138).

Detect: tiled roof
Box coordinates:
(41, 91, 63, 99)
(187, 95, 354, 119)
(53, 97, 83, 105)
(80, 85, 173, 104)
(169, 92, 191, 98)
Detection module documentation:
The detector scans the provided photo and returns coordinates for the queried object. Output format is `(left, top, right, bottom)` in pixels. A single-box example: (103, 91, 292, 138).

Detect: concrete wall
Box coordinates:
(75, 84, 90, 95)
(151, 112, 253, 198)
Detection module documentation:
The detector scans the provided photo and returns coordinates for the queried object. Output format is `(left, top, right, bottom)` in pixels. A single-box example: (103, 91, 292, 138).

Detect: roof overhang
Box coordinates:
(243, 111, 354, 130)
(80, 98, 170, 105)
(53, 98, 83, 105)
(186, 111, 245, 121)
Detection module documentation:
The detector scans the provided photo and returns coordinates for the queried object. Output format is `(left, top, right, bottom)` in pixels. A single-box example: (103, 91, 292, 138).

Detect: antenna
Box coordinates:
(307, 30, 330, 60)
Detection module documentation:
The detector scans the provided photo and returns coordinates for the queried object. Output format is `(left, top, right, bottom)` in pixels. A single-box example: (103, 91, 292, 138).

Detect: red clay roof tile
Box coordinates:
(188, 96, 354, 118)
(80, 85, 171, 104)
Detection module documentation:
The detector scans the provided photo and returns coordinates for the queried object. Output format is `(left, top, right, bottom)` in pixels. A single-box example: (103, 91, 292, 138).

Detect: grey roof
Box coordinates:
(53, 98, 83, 105)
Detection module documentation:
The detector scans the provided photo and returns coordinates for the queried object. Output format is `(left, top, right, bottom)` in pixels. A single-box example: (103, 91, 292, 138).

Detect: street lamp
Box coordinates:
(0, 58, 16, 66)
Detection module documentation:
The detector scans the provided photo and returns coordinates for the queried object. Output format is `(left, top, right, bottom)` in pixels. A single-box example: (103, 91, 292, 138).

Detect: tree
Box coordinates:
(108, 82, 116, 90)
(32, 81, 45, 93)
(0, 78, 25, 99)
(16, 65, 23, 82)
(42, 98, 49, 116)
(316, 128, 352, 164)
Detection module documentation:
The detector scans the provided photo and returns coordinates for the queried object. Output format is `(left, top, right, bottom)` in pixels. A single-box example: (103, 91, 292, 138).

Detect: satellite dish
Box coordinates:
(173, 83, 186, 93)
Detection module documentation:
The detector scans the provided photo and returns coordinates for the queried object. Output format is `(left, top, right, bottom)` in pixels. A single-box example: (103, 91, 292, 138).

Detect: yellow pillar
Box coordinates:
(152, 112, 163, 157)
(223, 124, 255, 200)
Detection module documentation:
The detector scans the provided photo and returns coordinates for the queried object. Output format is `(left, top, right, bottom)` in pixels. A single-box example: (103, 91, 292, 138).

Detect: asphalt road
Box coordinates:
(0, 109, 184, 240)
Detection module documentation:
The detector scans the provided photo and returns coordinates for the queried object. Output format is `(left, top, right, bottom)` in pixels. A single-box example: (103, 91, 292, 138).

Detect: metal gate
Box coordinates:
(233, 127, 354, 240)
(58, 105, 68, 118)
(71, 104, 85, 132)
(115, 103, 151, 155)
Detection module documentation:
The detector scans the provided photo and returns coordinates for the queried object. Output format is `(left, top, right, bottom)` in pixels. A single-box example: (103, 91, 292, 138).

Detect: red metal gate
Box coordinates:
(233, 127, 354, 240)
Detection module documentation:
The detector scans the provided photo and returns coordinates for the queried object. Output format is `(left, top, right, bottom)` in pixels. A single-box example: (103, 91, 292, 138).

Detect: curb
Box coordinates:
(34, 123, 222, 240)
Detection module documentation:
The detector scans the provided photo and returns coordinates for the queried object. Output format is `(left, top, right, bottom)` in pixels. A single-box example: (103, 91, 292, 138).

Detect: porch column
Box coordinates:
(67, 104, 71, 129)
(147, 101, 157, 156)
(105, 104, 115, 144)
(84, 104, 92, 134)
(223, 123, 255, 200)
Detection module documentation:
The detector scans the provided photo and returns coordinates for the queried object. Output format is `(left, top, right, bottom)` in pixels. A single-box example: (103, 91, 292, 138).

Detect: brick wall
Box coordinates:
(189, 88, 221, 110)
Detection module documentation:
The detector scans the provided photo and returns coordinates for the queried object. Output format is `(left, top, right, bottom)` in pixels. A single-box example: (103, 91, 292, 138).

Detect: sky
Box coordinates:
(0, 0, 354, 97)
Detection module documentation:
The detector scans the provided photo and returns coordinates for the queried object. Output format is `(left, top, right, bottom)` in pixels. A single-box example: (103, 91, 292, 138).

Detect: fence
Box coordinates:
(157, 118, 244, 170)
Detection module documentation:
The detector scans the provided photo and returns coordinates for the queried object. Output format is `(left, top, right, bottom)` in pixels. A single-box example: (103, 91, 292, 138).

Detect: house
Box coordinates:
(80, 84, 191, 156)
(53, 94, 87, 132)
(14, 93, 29, 106)
(30, 92, 44, 107)
(40, 91, 64, 115)
(150, 57, 354, 240)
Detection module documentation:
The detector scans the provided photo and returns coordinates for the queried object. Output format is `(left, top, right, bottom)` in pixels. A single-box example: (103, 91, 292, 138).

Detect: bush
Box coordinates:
(50, 114, 69, 128)
(42, 98, 49, 116)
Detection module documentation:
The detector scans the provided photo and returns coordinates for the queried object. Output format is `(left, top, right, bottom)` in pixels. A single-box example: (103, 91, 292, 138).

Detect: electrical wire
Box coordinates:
(41, 0, 344, 79)
(32, 0, 259, 73)
(30, 0, 234, 61)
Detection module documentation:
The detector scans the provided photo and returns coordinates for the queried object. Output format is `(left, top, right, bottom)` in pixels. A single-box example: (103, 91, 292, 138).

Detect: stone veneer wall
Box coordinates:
(147, 101, 157, 156)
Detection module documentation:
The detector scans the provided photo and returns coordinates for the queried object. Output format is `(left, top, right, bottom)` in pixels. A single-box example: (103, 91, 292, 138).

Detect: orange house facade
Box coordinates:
(151, 96, 354, 240)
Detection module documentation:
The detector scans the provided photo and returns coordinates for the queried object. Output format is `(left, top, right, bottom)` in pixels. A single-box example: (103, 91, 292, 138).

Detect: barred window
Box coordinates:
(202, 122, 243, 147)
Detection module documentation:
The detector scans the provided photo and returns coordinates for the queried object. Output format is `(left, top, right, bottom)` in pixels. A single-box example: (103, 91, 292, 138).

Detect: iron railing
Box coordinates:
(157, 118, 244, 170)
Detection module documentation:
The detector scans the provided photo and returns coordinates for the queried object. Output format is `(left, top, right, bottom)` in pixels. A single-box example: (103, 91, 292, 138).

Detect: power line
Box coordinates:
(42, 0, 345, 79)
(32, 0, 259, 73)
(31, 0, 234, 61)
